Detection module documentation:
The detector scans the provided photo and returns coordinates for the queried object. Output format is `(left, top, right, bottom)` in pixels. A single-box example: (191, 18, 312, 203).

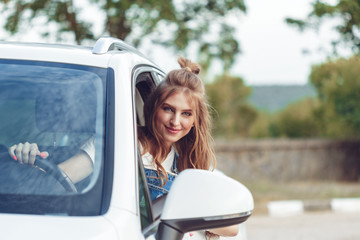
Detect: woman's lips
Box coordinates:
(166, 126, 180, 134)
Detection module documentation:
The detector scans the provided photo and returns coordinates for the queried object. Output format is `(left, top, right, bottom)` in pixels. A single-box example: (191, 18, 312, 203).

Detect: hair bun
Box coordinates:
(178, 57, 200, 75)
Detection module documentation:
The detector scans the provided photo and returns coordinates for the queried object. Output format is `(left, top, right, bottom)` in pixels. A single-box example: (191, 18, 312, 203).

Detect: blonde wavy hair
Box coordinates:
(138, 56, 216, 183)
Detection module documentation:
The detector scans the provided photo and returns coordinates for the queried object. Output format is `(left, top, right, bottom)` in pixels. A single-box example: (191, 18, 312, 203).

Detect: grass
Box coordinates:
(237, 180, 360, 215)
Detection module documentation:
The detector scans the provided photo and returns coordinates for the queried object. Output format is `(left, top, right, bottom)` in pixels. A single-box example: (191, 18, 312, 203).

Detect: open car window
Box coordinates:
(134, 69, 168, 236)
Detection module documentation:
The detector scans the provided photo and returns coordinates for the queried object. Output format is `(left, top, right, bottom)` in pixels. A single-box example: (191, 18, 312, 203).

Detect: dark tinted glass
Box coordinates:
(0, 60, 108, 215)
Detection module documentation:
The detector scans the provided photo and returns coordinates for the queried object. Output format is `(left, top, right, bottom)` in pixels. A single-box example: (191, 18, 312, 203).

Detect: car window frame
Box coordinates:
(131, 66, 166, 237)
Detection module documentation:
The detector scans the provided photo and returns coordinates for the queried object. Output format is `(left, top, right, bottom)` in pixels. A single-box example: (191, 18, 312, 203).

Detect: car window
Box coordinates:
(135, 71, 162, 126)
(0, 59, 109, 215)
(134, 70, 159, 235)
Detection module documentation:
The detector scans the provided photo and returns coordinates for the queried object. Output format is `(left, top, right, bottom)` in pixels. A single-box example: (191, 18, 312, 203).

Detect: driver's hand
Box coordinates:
(8, 142, 49, 165)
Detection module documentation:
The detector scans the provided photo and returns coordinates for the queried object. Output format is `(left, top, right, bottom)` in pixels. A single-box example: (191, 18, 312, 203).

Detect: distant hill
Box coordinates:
(248, 84, 317, 113)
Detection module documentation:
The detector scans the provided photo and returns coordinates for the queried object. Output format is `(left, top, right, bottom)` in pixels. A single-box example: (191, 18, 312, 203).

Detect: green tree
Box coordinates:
(247, 98, 321, 139)
(206, 74, 257, 138)
(0, 0, 246, 70)
(309, 55, 360, 137)
(270, 98, 321, 138)
(250, 56, 360, 139)
(248, 111, 272, 138)
(286, 0, 360, 54)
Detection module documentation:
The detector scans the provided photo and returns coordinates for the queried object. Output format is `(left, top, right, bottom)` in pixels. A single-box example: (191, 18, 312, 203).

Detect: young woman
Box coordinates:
(138, 57, 239, 238)
(138, 56, 215, 201)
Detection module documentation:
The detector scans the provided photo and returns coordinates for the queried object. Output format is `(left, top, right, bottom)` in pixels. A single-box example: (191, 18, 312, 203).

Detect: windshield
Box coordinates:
(0, 59, 109, 215)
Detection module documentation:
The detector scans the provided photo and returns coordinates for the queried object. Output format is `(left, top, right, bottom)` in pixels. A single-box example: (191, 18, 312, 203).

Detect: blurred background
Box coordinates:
(1, 0, 359, 238)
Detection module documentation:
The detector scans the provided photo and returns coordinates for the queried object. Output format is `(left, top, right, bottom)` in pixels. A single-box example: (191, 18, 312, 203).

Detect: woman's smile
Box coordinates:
(165, 126, 181, 134)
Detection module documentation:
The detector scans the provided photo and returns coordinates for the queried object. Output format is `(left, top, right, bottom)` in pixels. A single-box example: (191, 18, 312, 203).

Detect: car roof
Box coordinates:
(0, 37, 156, 69)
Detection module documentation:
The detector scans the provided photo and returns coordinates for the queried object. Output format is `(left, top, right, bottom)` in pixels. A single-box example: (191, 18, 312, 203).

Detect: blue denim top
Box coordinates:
(144, 152, 179, 201)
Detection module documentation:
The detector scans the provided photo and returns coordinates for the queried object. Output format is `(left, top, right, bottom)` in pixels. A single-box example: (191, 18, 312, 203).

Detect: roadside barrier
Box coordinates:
(267, 198, 360, 217)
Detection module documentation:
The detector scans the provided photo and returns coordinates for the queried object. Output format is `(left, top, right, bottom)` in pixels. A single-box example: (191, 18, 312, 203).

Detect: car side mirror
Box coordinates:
(156, 169, 254, 240)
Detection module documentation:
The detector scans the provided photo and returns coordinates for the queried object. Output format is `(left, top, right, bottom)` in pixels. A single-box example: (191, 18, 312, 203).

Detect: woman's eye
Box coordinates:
(163, 107, 172, 112)
(183, 112, 192, 116)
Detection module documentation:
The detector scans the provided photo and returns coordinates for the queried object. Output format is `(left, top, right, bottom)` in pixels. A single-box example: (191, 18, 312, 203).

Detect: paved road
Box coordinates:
(246, 211, 360, 240)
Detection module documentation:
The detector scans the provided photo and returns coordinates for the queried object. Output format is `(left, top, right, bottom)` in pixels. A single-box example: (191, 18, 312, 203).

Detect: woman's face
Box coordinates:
(155, 91, 195, 149)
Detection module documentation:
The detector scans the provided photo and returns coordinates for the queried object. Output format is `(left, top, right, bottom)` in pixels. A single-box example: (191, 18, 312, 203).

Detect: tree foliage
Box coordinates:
(270, 98, 321, 138)
(286, 0, 360, 54)
(1, 0, 94, 44)
(247, 98, 321, 139)
(248, 111, 272, 138)
(0, 0, 246, 70)
(284, 0, 360, 138)
(206, 74, 257, 138)
(207, 56, 360, 139)
(309, 55, 360, 137)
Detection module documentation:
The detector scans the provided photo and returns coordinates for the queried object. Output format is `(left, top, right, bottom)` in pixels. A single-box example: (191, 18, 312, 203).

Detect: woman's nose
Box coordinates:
(170, 114, 180, 126)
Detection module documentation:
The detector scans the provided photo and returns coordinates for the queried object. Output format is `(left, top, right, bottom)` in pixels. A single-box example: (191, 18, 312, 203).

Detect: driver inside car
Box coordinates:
(8, 137, 94, 184)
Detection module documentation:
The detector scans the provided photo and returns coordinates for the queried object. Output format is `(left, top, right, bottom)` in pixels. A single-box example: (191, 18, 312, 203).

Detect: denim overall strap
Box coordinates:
(145, 168, 176, 201)
(145, 151, 179, 201)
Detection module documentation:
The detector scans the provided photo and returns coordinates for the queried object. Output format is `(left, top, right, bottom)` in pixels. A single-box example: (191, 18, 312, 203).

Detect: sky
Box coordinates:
(232, 0, 324, 86)
(0, 0, 349, 86)
(147, 0, 348, 86)
(231, 0, 348, 86)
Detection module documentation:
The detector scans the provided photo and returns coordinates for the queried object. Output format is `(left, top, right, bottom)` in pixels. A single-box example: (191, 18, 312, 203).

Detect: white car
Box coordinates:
(0, 37, 254, 240)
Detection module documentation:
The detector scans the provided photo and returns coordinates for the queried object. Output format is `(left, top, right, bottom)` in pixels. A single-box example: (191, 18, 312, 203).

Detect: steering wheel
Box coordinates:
(34, 157, 77, 193)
